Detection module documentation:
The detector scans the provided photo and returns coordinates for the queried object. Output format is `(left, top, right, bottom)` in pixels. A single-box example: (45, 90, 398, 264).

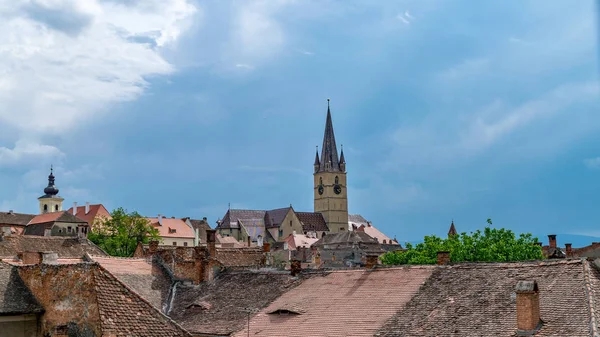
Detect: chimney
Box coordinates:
(73, 202, 78, 216)
(548, 234, 556, 248)
(206, 229, 216, 257)
(247, 236, 252, 247)
(437, 251, 450, 265)
(565, 243, 572, 257)
(202, 217, 207, 222)
(8, 210, 12, 214)
(148, 240, 159, 254)
(515, 280, 542, 334)
(263, 242, 271, 253)
(365, 254, 379, 269)
(158, 214, 163, 226)
(20, 252, 42, 265)
(85, 202, 90, 214)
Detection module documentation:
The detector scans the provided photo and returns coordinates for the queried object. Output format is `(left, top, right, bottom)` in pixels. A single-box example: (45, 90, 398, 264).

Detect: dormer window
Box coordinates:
(168, 227, 176, 234)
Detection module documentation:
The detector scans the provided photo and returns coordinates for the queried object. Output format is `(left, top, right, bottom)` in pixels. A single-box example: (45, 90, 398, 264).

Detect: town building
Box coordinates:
(67, 202, 111, 228)
(147, 215, 196, 247)
(216, 101, 395, 248)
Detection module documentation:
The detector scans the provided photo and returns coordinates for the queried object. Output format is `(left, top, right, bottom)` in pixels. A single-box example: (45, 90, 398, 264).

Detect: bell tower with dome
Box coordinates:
(38, 166, 64, 214)
(314, 99, 349, 232)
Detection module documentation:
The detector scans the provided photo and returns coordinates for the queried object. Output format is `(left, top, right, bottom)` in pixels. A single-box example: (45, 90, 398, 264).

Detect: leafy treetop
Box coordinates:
(88, 207, 161, 257)
(380, 221, 543, 265)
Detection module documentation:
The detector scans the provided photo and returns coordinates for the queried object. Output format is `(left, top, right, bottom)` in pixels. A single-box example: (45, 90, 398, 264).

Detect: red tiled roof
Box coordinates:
(93, 265, 192, 336)
(90, 255, 171, 311)
(296, 212, 329, 232)
(376, 259, 599, 337)
(357, 224, 399, 245)
(147, 217, 195, 239)
(67, 204, 111, 226)
(233, 267, 434, 337)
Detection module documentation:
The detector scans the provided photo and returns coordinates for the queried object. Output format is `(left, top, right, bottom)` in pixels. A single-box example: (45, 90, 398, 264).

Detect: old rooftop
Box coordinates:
(0, 235, 106, 259)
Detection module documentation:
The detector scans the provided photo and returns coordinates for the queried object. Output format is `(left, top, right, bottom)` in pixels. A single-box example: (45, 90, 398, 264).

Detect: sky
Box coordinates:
(0, 0, 599, 246)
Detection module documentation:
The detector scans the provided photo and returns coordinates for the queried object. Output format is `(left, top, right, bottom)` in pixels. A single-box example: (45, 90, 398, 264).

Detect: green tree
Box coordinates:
(380, 221, 543, 265)
(88, 207, 161, 257)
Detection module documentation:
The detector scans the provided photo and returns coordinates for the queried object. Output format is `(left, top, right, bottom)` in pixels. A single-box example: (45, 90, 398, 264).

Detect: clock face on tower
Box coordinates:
(318, 185, 324, 195)
(333, 184, 342, 195)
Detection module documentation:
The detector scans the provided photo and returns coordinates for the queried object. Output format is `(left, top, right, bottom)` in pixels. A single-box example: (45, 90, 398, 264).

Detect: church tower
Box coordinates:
(38, 166, 64, 214)
(314, 99, 349, 232)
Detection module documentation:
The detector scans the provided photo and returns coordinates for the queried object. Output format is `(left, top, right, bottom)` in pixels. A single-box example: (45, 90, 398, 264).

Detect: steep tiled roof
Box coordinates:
(29, 211, 88, 225)
(233, 267, 434, 337)
(89, 255, 172, 311)
(93, 265, 192, 336)
(216, 248, 265, 267)
(348, 214, 368, 224)
(265, 208, 291, 228)
(285, 233, 319, 249)
(0, 211, 35, 226)
(170, 271, 304, 336)
(186, 218, 211, 243)
(148, 217, 194, 239)
(0, 235, 106, 258)
(67, 204, 111, 226)
(219, 210, 266, 229)
(357, 224, 399, 245)
(448, 221, 457, 236)
(296, 212, 329, 232)
(0, 262, 43, 315)
(376, 259, 599, 337)
(216, 234, 246, 248)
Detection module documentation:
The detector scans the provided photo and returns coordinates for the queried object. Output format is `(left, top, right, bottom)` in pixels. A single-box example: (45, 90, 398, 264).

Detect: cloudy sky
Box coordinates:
(0, 0, 599, 244)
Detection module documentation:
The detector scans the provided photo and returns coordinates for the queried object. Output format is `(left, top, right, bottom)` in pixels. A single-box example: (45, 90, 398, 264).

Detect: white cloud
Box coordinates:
(233, 1, 287, 62)
(0, 0, 197, 135)
(235, 63, 255, 70)
(0, 140, 64, 167)
(584, 157, 600, 170)
(396, 10, 414, 25)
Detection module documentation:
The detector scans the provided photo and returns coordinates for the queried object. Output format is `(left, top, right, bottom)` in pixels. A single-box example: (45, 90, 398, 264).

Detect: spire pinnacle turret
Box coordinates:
(43, 165, 59, 196)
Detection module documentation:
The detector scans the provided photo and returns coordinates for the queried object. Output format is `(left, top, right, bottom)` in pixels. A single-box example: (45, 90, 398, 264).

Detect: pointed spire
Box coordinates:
(339, 144, 346, 164)
(318, 98, 341, 172)
(448, 220, 457, 236)
(314, 145, 320, 166)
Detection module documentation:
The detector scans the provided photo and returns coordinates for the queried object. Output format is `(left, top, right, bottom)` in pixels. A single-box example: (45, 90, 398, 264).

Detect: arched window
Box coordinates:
(335, 176, 339, 184)
(54, 205, 59, 211)
(319, 177, 323, 185)
(43, 204, 48, 212)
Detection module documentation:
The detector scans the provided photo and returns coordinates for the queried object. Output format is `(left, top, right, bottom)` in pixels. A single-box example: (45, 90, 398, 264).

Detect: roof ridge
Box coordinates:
(583, 260, 600, 337)
(94, 263, 193, 336)
(440, 259, 583, 269)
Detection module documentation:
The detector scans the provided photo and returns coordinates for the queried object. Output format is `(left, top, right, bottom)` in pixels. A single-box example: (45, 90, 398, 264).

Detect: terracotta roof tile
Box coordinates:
(296, 212, 329, 232)
(148, 218, 195, 239)
(90, 255, 172, 311)
(233, 267, 434, 337)
(67, 204, 111, 226)
(0, 235, 106, 258)
(0, 211, 35, 226)
(376, 259, 597, 337)
(29, 211, 88, 225)
(93, 265, 191, 336)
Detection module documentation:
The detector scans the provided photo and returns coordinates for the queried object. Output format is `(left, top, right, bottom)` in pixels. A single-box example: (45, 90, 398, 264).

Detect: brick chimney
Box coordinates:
(565, 243, 572, 257)
(206, 229, 216, 257)
(548, 234, 556, 248)
(515, 280, 542, 334)
(365, 254, 379, 269)
(437, 251, 450, 265)
(263, 242, 271, 253)
(148, 240, 159, 254)
(85, 202, 90, 214)
(73, 202, 77, 216)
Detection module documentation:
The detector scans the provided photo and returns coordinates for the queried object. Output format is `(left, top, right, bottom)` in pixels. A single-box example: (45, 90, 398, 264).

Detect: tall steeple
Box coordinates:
(318, 99, 341, 172)
(313, 98, 349, 233)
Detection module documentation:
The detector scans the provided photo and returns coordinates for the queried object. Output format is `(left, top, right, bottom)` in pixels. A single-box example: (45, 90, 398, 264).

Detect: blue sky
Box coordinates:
(0, 0, 599, 246)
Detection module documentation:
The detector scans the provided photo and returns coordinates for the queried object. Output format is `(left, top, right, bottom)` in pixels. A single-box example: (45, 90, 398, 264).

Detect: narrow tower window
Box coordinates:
(335, 176, 339, 184)
(44, 204, 48, 212)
